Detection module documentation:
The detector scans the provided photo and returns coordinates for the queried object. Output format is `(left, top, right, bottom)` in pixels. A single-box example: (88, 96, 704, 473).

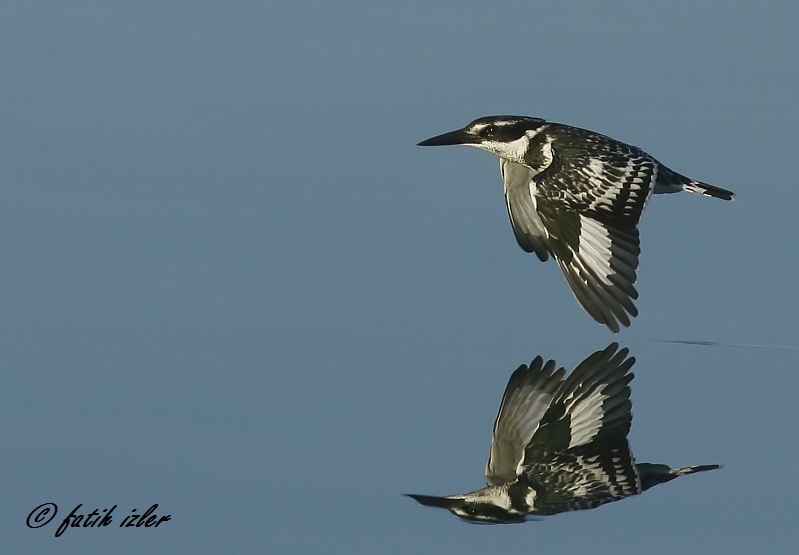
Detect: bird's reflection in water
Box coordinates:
(406, 343, 720, 524)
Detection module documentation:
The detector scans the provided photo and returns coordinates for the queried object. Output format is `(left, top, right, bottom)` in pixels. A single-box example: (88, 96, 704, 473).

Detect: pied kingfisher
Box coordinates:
(405, 343, 721, 524)
(419, 116, 734, 332)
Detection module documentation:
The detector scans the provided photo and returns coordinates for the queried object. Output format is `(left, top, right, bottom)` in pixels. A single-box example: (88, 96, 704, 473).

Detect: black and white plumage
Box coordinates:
(418, 116, 734, 332)
(405, 343, 721, 524)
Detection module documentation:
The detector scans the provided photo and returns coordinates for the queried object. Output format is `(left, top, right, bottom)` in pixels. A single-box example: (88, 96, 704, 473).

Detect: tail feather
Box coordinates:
(671, 464, 723, 476)
(637, 462, 722, 491)
(655, 166, 735, 200)
(682, 180, 735, 201)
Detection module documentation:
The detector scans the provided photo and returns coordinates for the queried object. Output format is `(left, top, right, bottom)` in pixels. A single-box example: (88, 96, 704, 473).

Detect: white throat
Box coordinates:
(470, 127, 546, 164)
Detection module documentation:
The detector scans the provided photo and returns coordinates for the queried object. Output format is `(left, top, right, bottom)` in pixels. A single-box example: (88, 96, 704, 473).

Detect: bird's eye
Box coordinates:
(482, 125, 496, 137)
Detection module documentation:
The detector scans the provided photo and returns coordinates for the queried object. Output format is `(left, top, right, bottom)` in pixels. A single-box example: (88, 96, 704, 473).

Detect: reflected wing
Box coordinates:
(501, 159, 550, 261)
(523, 343, 634, 464)
(525, 434, 642, 515)
(485, 356, 565, 486)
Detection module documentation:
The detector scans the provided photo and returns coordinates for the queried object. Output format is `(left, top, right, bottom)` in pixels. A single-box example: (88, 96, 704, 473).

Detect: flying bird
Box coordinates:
(405, 343, 721, 523)
(419, 116, 734, 332)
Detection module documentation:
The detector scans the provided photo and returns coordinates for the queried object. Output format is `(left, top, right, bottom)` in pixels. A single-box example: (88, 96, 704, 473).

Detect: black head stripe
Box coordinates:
(468, 116, 547, 142)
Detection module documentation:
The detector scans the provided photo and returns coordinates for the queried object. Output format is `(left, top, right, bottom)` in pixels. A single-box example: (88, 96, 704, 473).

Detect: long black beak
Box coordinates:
(418, 128, 480, 147)
(404, 493, 460, 509)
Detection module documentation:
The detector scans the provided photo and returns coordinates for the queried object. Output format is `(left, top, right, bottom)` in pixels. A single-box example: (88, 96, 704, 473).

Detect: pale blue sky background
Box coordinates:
(2, 2, 798, 553)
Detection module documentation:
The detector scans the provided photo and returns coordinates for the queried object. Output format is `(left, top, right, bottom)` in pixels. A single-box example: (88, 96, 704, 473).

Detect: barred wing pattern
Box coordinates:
(486, 344, 634, 486)
(524, 435, 642, 515)
(526, 132, 656, 332)
(522, 343, 634, 464)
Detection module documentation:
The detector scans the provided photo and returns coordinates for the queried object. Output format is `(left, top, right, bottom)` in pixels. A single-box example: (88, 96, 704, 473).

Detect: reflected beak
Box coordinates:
(418, 128, 480, 147)
(404, 493, 461, 509)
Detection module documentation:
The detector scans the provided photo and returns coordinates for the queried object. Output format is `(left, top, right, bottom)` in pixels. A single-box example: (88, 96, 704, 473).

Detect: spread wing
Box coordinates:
(485, 356, 566, 486)
(524, 435, 642, 515)
(532, 133, 656, 332)
(501, 159, 549, 261)
(522, 343, 634, 465)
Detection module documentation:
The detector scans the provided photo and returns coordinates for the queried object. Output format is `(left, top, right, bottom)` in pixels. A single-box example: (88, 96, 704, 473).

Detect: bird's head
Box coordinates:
(418, 115, 547, 164)
(404, 491, 526, 524)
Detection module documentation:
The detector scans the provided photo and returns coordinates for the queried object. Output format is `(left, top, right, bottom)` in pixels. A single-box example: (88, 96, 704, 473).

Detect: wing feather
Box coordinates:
(523, 343, 634, 464)
(526, 131, 655, 332)
(538, 205, 640, 332)
(485, 357, 566, 486)
(501, 159, 549, 261)
(525, 435, 642, 515)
